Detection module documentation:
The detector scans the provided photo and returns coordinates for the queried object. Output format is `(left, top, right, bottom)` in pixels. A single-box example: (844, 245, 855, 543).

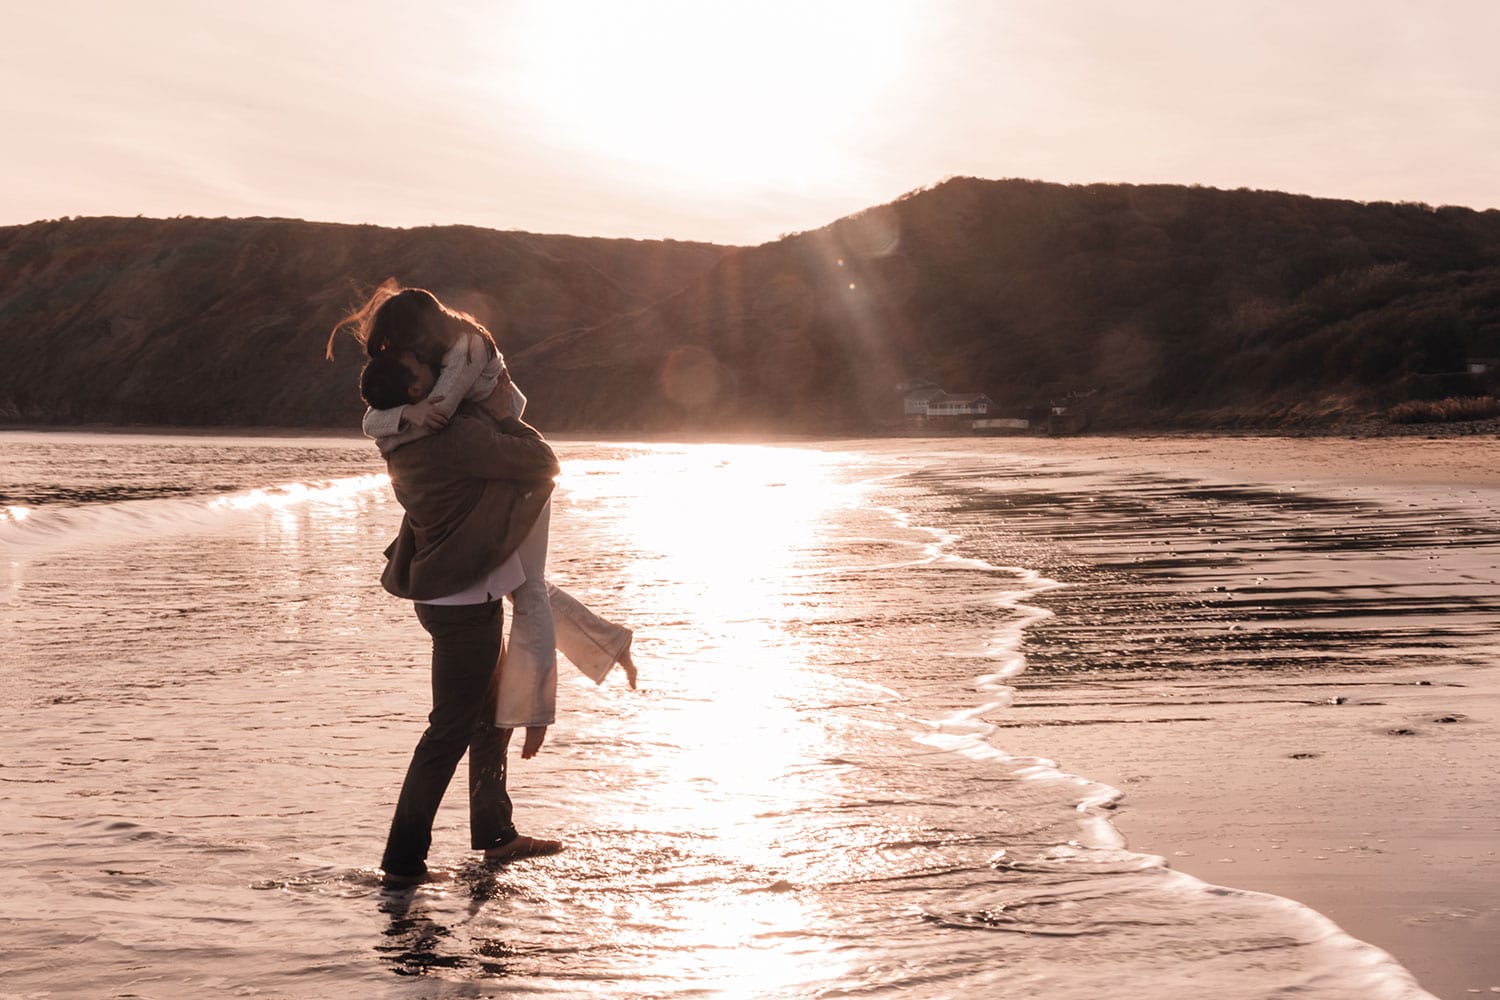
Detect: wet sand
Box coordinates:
(5, 429, 1492, 997)
(987, 434, 1500, 1000)
(19, 432, 1443, 998)
(1046, 432, 1500, 489)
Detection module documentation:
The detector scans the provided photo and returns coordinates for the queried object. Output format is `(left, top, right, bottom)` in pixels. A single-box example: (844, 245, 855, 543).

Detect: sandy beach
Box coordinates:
(3, 429, 1494, 998)
(985, 434, 1500, 1000)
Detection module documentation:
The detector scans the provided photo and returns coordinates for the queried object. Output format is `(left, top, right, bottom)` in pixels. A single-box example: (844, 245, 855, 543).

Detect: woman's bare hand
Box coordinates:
(403, 395, 448, 431)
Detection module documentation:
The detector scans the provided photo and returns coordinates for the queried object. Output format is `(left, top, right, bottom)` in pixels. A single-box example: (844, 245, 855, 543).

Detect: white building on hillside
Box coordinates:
(901, 385, 947, 416)
(902, 382, 997, 418)
(924, 393, 996, 417)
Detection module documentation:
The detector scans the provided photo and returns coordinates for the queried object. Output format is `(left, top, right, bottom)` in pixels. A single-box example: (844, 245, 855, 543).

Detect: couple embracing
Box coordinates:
(328, 282, 637, 889)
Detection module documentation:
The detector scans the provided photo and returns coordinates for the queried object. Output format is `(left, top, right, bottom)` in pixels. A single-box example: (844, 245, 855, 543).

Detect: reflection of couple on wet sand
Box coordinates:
(328, 282, 638, 889)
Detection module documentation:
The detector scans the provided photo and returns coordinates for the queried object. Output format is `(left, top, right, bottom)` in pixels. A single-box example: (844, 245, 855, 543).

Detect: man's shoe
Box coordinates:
(483, 835, 563, 864)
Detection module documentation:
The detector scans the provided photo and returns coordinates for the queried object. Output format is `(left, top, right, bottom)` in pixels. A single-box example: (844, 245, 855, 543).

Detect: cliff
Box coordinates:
(513, 179, 1500, 431)
(0, 216, 726, 426)
(4, 179, 1499, 432)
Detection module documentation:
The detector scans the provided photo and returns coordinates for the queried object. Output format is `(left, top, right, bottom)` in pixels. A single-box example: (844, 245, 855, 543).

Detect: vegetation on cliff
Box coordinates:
(3, 178, 1498, 432)
(514, 179, 1500, 432)
(0, 216, 725, 426)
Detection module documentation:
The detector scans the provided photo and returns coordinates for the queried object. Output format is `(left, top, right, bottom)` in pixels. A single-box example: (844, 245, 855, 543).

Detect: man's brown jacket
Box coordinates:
(379, 411, 559, 602)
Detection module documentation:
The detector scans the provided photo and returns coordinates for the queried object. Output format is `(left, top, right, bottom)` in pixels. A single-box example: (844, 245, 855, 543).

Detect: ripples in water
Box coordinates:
(0, 432, 1470, 998)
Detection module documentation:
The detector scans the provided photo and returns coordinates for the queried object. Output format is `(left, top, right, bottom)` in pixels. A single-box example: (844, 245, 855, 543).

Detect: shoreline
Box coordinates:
(974, 432, 1500, 488)
(1009, 660, 1500, 1000)
(3, 419, 1500, 446)
(983, 436, 1500, 999)
(6, 425, 1496, 995)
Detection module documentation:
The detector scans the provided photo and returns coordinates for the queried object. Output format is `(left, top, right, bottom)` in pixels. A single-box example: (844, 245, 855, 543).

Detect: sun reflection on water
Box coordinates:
(552, 442, 874, 993)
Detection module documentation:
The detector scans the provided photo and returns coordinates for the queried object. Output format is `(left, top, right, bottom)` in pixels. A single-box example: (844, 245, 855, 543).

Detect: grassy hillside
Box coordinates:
(0, 216, 726, 426)
(512, 179, 1500, 431)
(4, 180, 1499, 432)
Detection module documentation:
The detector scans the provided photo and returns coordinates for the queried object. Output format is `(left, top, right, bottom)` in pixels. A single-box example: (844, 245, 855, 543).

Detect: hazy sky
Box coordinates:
(4, 0, 1497, 244)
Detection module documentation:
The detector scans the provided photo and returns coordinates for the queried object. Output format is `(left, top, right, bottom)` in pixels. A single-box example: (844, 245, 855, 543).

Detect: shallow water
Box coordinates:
(5, 431, 1491, 998)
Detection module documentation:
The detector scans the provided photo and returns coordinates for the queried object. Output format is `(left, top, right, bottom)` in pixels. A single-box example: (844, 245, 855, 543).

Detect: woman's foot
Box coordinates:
(483, 835, 564, 864)
(618, 643, 638, 690)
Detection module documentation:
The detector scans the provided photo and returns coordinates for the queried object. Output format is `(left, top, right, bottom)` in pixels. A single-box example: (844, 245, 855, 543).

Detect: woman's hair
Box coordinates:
(326, 278, 498, 369)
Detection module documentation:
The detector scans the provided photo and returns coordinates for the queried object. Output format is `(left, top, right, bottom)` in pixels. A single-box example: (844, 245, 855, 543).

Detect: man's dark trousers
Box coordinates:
(381, 599, 519, 878)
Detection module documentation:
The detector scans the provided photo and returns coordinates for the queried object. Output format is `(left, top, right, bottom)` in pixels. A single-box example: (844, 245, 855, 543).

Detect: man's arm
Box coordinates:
(474, 377, 525, 423)
(443, 415, 560, 481)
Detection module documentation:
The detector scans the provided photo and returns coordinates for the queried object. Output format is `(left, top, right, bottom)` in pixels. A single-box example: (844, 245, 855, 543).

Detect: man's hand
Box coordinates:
(477, 385, 524, 423)
(619, 647, 638, 690)
(402, 395, 448, 432)
(520, 725, 547, 759)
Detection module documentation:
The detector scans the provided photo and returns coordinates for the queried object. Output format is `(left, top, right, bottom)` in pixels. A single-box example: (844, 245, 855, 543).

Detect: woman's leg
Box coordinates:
(495, 577, 557, 727)
(548, 582, 633, 684)
(495, 500, 558, 728)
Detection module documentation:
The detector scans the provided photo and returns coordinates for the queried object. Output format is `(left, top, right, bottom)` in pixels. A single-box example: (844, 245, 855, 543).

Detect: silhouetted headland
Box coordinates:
(3, 178, 1498, 433)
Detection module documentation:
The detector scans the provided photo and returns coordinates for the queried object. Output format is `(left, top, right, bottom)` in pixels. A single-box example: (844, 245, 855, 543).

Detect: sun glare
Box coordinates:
(508, 1, 913, 190)
(555, 442, 868, 992)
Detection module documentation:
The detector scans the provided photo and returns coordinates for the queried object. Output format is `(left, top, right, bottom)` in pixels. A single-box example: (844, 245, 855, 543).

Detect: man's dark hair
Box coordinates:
(360, 353, 415, 410)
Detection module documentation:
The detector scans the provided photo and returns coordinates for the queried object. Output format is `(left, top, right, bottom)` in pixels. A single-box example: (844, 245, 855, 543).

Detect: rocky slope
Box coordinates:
(4, 179, 1499, 432)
